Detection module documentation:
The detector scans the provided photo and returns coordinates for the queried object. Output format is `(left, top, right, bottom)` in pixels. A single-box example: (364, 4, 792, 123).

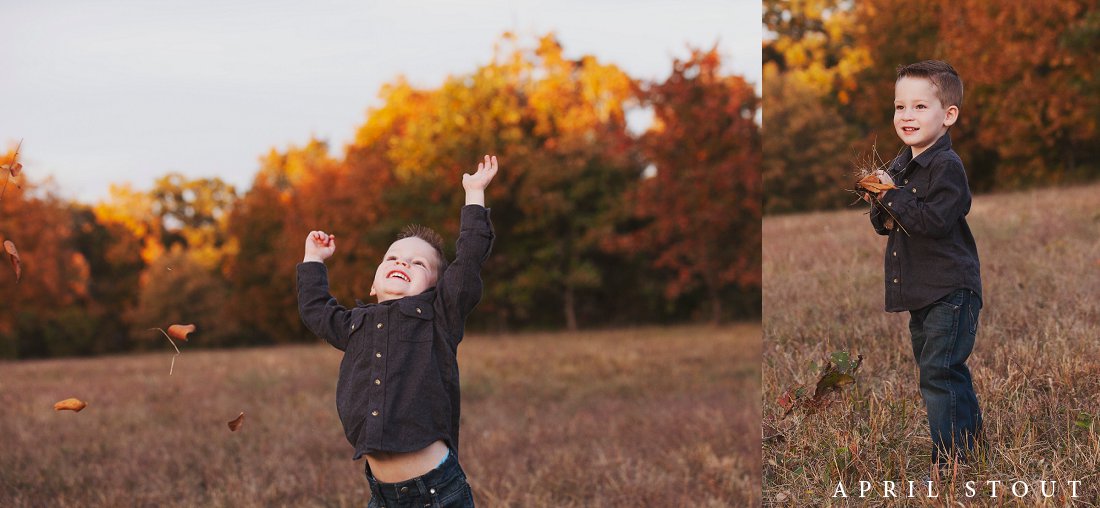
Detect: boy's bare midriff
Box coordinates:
(366, 440, 449, 483)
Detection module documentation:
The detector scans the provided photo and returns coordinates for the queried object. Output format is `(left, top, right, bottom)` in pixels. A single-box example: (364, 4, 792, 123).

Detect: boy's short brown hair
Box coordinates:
(896, 60, 964, 109)
(398, 224, 447, 272)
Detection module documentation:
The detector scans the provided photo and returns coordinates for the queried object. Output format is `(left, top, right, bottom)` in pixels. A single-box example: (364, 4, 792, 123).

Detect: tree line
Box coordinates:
(763, 0, 1100, 213)
(0, 34, 760, 359)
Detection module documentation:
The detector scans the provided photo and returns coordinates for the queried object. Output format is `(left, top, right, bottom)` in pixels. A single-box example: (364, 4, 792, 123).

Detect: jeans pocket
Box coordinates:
(967, 291, 979, 335)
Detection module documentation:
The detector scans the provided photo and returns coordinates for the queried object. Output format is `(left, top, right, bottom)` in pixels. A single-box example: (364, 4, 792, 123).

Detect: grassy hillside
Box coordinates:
(1, 324, 759, 507)
(763, 184, 1100, 506)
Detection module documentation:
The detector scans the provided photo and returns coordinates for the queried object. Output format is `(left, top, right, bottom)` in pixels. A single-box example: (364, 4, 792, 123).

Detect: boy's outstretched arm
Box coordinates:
(439, 155, 498, 342)
(297, 230, 354, 351)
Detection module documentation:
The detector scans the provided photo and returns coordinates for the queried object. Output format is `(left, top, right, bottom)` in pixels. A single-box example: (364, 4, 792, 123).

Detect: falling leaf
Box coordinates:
(54, 398, 87, 412)
(167, 324, 196, 342)
(1, 161, 21, 177)
(4, 240, 20, 283)
(228, 412, 245, 431)
(0, 139, 23, 200)
(149, 324, 196, 375)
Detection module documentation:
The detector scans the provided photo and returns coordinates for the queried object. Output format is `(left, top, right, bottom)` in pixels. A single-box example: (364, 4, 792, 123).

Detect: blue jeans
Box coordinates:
(909, 289, 983, 464)
(366, 449, 475, 508)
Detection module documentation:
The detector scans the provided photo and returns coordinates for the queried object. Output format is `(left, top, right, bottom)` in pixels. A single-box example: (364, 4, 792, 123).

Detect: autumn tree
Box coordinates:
(617, 47, 761, 323)
(123, 174, 242, 346)
(0, 177, 97, 358)
(762, 62, 859, 213)
(225, 139, 339, 344)
(333, 34, 639, 331)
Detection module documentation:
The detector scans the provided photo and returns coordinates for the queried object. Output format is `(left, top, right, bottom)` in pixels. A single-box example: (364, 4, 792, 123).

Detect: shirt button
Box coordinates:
(376, 352, 382, 358)
(376, 323, 383, 329)
(887, 202, 893, 207)
(399, 486, 408, 494)
(416, 307, 422, 314)
(371, 410, 379, 416)
(374, 379, 381, 385)
(903, 179, 908, 184)
(350, 324, 355, 330)
(893, 278, 899, 283)
(893, 251, 897, 256)
(912, 188, 917, 193)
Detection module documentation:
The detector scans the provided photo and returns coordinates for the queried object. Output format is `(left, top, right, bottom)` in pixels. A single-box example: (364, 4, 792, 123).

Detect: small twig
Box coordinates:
(149, 327, 181, 375)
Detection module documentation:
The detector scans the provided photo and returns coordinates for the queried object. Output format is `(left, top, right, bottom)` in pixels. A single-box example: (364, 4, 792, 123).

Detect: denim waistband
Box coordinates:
(366, 449, 459, 504)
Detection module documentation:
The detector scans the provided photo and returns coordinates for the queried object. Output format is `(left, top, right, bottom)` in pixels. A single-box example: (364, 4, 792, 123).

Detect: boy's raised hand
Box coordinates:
(463, 155, 498, 207)
(304, 230, 336, 263)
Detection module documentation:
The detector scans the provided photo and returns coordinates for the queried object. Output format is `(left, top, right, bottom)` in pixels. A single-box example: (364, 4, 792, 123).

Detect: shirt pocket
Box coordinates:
(397, 300, 434, 342)
(906, 174, 932, 200)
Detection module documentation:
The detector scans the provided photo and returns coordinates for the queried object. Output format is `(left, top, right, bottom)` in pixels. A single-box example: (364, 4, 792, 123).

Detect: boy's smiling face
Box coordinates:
(370, 237, 441, 302)
(894, 76, 958, 157)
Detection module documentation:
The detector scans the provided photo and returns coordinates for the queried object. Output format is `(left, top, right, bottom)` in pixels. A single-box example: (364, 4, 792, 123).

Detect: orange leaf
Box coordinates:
(228, 412, 245, 431)
(4, 240, 20, 283)
(54, 398, 87, 412)
(167, 324, 195, 342)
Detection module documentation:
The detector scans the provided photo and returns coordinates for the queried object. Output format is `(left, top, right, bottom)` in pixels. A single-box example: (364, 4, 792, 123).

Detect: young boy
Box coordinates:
(297, 155, 498, 507)
(868, 61, 983, 467)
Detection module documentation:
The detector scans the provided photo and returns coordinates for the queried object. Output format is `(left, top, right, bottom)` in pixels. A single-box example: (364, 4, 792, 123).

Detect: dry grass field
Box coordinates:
(0, 324, 759, 507)
(763, 184, 1100, 506)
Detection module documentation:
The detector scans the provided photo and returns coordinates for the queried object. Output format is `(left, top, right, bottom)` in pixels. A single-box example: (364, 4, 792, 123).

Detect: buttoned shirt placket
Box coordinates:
(367, 309, 388, 451)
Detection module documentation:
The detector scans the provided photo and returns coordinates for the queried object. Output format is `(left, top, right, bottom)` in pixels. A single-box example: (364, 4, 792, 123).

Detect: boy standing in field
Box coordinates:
(867, 61, 983, 468)
(297, 155, 498, 508)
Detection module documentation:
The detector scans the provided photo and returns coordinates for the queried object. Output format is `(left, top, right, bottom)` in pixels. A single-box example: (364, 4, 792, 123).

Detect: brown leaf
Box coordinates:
(2, 162, 21, 177)
(228, 412, 245, 431)
(54, 398, 87, 412)
(167, 324, 195, 342)
(4, 240, 20, 283)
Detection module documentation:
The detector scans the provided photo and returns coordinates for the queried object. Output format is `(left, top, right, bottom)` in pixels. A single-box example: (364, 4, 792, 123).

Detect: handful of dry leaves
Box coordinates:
(848, 144, 909, 236)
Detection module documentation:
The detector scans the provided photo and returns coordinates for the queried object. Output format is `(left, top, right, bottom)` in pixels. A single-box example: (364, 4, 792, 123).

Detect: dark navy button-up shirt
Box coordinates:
(870, 133, 982, 312)
(297, 205, 493, 459)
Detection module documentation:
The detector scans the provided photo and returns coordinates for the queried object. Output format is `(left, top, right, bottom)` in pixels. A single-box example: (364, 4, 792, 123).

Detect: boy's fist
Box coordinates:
(304, 230, 336, 263)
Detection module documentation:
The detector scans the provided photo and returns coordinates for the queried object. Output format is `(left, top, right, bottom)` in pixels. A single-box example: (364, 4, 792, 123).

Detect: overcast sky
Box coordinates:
(0, 0, 760, 203)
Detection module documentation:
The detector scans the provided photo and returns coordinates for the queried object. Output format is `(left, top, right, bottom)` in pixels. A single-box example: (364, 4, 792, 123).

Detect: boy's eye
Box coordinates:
(385, 255, 396, 261)
(414, 261, 425, 267)
(916, 104, 926, 109)
(895, 105, 904, 110)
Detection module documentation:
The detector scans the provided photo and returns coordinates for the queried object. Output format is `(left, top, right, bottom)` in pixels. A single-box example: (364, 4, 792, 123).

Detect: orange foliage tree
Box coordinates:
(616, 47, 761, 323)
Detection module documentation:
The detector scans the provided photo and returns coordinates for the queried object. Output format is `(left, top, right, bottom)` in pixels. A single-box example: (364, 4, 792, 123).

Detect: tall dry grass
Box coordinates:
(0, 324, 759, 507)
(763, 183, 1100, 506)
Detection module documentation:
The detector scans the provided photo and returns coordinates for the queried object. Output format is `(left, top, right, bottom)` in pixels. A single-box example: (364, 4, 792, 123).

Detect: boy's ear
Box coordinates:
(369, 285, 377, 297)
(943, 105, 959, 127)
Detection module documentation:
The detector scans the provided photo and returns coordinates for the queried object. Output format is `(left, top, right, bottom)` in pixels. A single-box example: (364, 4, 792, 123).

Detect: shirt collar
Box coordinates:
(910, 132, 952, 168)
(355, 287, 436, 308)
(895, 132, 952, 178)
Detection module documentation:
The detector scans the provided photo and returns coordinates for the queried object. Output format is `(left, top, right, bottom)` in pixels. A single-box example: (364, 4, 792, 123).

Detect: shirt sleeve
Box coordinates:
(869, 204, 890, 236)
(296, 261, 353, 351)
(879, 157, 970, 239)
(437, 205, 494, 341)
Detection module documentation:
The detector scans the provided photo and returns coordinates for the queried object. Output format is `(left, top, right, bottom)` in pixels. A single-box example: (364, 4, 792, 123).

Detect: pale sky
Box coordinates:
(0, 0, 761, 203)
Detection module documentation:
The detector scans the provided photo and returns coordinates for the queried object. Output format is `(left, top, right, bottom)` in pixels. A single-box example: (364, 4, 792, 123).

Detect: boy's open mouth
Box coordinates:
(902, 126, 919, 133)
(387, 270, 410, 282)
